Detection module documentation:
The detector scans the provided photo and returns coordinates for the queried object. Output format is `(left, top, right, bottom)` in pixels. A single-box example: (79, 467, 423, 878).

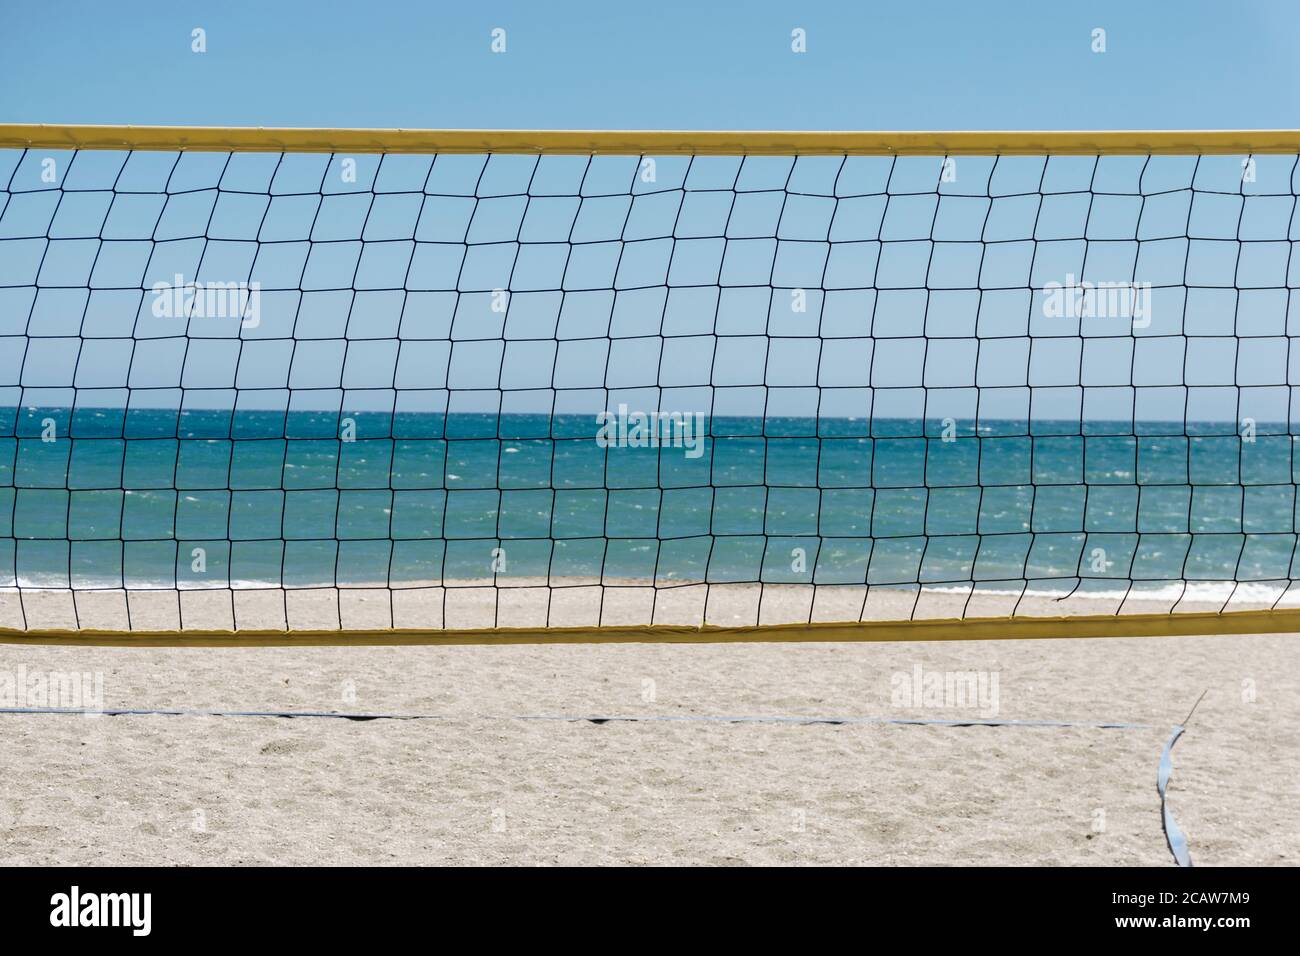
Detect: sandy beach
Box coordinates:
(2, 575, 1294, 634)
(1, 616, 1295, 865)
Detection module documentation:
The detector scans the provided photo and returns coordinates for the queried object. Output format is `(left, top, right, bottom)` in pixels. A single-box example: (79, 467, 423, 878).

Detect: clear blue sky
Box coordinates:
(1, 0, 1297, 130)
(1, 1, 1296, 420)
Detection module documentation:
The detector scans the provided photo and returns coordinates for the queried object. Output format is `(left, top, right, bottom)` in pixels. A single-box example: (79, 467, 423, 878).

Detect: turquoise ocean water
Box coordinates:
(1, 408, 1297, 592)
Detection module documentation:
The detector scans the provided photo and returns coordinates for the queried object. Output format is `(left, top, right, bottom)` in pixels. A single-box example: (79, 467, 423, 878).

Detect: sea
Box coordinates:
(1, 408, 1296, 595)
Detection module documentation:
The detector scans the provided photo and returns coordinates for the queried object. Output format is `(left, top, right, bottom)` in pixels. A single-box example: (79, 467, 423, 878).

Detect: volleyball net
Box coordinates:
(2, 125, 1300, 644)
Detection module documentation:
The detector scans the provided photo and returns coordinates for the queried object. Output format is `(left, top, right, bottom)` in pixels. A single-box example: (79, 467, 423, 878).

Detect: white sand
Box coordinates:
(2, 627, 1296, 865)
(2, 575, 1292, 633)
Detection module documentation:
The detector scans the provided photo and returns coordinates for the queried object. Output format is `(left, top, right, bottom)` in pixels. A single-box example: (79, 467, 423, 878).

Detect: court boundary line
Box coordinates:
(1, 705, 1190, 862)
(0, 706, 1151, 729)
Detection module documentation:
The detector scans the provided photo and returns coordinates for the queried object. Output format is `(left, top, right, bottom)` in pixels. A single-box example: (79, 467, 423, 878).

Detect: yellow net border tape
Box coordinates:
(1, 608, 1298, 646)
(4, 125, 1300, 156)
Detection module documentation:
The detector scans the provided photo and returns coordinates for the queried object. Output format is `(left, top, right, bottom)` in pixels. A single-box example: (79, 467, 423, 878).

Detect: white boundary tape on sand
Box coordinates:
(0, 706, 1149, 729)
(2, 704, 1199, 866)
